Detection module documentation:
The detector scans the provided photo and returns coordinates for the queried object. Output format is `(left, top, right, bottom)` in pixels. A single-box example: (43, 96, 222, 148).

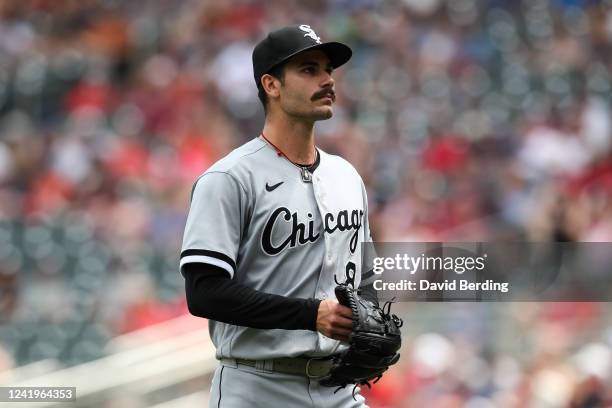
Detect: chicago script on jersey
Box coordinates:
(261, 207, 363, 255)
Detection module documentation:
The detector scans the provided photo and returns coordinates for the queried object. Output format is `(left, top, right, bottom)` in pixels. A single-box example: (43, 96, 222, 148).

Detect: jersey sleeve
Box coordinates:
(180, 171, 248, 279)
(359, 181, 378, 287)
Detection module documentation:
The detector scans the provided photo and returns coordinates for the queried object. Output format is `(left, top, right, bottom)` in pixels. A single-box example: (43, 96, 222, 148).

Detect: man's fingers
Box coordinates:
(316, 299, 355, 341)
(334, 328, 352, 337)
(334, 315, 353, 329)
(329, 328, 352, 341)
(336, 305, 353, 319)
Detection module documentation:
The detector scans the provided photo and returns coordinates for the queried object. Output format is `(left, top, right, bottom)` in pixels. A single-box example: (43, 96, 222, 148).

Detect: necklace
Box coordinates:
(260, 133, 317, 183)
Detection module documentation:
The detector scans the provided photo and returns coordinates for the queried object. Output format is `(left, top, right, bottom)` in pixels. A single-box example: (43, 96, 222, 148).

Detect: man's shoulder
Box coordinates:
(190, 138, 267, 196)
(204, 137, 267, 176)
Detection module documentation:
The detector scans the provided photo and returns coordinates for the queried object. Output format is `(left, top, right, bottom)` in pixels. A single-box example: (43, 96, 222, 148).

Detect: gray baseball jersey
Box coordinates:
(180, 137, 376, 360)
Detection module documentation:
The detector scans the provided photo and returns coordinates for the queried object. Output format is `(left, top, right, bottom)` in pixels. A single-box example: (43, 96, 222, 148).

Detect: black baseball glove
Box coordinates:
(319, 283, 403, 396)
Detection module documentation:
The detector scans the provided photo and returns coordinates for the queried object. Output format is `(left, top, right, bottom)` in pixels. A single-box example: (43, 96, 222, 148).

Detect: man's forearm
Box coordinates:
(184, 263, 321, 330)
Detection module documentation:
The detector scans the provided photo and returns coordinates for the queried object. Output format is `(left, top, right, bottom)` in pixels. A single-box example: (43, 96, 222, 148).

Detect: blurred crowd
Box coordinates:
(0, 0, 611, 405)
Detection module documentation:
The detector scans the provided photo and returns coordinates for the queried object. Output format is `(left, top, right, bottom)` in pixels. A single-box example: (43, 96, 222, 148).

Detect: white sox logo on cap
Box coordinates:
(299, 24, 321, 44)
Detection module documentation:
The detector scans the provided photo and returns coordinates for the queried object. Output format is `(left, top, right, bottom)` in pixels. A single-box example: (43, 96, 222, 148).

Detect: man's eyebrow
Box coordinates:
(298, 60, 334, 69)
(298, 60, 319, 67)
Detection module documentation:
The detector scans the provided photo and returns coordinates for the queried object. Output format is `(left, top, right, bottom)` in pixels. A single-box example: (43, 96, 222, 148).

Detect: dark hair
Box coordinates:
(256, 63, 286, 113)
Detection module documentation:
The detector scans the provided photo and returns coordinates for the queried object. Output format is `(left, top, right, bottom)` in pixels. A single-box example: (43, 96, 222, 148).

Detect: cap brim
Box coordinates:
(311, 42, 353, 69)
(268, 41, 352, 74)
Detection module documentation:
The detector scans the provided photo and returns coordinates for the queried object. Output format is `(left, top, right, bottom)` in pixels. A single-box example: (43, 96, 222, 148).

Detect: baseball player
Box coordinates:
(181, 25, 378, 407)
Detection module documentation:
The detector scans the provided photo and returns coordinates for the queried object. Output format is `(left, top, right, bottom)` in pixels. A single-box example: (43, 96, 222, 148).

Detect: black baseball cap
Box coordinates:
(252, 24, 352, 86)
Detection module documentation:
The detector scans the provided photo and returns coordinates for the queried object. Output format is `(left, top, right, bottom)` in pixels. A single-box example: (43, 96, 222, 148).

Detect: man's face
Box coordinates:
(276, 50, 336, 121)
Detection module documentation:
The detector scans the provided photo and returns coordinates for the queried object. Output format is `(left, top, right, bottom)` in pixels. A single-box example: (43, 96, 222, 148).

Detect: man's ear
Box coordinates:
(261, 74, 281, 99)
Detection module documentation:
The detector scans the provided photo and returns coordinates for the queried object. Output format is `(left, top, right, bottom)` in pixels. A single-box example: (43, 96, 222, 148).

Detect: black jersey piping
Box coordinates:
(180, 249, 236, 271)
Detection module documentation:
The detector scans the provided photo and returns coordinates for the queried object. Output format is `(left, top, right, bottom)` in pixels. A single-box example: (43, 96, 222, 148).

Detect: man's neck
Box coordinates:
(261, 115, 316, 165)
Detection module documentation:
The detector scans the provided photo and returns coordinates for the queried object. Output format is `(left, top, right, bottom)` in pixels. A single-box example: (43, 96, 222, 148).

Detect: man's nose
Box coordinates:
(320, 72, 334, 88)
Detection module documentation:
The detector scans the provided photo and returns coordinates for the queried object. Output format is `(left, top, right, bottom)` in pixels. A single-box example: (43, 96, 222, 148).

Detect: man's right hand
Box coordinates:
(316, 300, 353, 342)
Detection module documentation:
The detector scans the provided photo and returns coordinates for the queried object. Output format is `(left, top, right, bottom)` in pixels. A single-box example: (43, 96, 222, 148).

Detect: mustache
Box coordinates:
(311, 88, 335, 102)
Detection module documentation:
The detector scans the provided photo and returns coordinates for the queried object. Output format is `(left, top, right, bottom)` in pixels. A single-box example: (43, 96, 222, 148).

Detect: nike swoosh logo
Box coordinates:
(265, 181, 284, 192)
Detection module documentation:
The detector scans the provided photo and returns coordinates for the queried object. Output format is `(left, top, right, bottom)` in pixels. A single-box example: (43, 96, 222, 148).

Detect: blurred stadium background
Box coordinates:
(0, 0, 611, 406)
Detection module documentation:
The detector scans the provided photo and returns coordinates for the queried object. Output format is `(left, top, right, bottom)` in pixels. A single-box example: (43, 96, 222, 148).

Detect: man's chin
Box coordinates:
(313, 106, 333, 120)
(291, 106, 333, 121)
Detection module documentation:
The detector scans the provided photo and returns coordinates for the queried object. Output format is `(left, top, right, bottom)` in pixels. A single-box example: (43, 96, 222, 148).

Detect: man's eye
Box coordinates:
(303, 67, 315, 73)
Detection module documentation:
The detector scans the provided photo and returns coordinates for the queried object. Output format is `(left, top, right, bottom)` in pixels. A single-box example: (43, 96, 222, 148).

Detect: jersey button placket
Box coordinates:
(313, 177, 325, 207)
(312, 175, 332, 301)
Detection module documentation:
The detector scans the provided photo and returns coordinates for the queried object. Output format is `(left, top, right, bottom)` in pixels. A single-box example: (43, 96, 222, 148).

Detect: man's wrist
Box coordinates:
(307, 298, 322, 331)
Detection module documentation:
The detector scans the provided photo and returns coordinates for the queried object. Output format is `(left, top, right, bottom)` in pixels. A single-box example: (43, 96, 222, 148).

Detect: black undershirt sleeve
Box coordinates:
(183, 263, 321, 331)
